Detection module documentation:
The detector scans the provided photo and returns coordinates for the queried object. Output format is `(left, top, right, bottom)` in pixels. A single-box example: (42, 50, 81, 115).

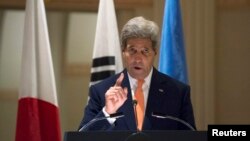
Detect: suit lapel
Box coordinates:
(143, 68, 168, 130)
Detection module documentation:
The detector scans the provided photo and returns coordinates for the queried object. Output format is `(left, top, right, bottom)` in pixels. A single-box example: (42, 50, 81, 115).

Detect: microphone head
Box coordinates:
(132, 99, 138, 105)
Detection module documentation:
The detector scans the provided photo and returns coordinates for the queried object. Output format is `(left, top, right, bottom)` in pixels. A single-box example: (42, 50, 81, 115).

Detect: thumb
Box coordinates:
(123, 87, 128, 95)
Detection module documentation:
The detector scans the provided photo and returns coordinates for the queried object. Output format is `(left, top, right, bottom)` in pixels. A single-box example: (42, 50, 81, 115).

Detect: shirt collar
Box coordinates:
(127, 67, 153, 91)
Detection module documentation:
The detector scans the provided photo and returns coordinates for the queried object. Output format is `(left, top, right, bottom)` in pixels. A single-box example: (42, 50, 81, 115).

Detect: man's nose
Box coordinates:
(134, 50, 145, 56)
(134, 53, 143, 61)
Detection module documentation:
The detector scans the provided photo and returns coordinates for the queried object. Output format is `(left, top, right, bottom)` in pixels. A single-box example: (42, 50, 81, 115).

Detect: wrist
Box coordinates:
(104, 107, 115, 115)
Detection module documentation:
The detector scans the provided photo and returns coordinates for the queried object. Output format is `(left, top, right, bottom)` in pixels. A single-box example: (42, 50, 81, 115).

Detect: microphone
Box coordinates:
(132, 99, 139, 131)
(125, 99, 150, 141)
(152, 112, 195, 131)
(79, 112, 124, 132)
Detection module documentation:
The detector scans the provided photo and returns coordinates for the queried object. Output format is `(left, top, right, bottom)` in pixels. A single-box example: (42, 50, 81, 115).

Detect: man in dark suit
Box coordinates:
(79, 16, 196, 131)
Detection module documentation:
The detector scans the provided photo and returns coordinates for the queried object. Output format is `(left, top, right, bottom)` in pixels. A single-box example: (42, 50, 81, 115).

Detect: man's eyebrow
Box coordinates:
(126, 45, 134, 48)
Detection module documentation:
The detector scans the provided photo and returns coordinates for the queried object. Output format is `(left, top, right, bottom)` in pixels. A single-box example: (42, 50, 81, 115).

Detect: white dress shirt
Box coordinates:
(127, 68, 153, 111)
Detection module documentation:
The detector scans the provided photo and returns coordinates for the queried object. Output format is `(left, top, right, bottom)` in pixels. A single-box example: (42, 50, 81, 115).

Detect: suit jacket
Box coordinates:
(79, 68, 196, 131)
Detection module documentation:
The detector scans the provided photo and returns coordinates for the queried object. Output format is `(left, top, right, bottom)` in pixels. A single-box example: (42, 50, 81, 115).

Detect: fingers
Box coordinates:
(105, 86, 128, 114)
(104, 73, 127, 114)
(116, 87, 128, 100)
(106, 87, 127, 101)
(115, 73, 124, 87)
(105, 89, 118, 101)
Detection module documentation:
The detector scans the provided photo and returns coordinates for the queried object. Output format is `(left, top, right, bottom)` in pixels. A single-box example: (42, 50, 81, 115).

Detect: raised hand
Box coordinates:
(105, 73, 128, 114)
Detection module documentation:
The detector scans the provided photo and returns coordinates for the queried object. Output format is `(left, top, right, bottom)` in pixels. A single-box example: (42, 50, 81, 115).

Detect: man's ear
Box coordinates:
(154, 48, 158, 55)
(122, 51, 126, 58)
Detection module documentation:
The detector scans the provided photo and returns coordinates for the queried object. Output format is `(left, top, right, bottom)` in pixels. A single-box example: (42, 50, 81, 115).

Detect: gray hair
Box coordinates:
(120, 16, 159, 50)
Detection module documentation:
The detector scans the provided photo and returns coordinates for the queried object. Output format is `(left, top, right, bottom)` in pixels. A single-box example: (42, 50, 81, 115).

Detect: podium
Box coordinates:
(64, 131, 207, 141)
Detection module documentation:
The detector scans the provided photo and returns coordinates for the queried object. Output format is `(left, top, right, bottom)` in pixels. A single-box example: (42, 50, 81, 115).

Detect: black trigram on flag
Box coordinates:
(89, 0, 123, 86)
(90, 56, 116, 85)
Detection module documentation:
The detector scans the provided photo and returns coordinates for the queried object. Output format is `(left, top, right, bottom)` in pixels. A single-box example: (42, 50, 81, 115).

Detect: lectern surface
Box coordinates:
(64, 131, 207, 141)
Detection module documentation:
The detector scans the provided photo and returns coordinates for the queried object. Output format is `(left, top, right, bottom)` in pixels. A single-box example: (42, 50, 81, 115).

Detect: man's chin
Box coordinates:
(129, 70, 146, 79)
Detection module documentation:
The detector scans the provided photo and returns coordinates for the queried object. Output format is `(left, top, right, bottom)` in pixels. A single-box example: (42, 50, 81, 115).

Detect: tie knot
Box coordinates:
(137, 79, 144, 88)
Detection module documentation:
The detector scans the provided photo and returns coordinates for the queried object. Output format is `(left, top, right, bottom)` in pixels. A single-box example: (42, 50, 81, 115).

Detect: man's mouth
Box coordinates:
(134, 66, 142, 70)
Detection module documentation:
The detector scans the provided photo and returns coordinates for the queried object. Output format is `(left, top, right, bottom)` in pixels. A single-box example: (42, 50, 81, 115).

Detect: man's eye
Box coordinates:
(142, 48, 150, 55)
(143, 48, 149, 53)
(128, 48, 137, 54)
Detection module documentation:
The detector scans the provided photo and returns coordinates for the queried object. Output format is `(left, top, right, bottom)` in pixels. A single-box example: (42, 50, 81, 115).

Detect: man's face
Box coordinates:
(122, 38, 156, 80)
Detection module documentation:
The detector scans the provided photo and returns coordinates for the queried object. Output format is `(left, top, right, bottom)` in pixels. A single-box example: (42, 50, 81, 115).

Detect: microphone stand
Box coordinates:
(132, 100, 139, 132)
(125, 100, 150, 141)
(152, 112, 196, 131)
(79, 112, 124, 132)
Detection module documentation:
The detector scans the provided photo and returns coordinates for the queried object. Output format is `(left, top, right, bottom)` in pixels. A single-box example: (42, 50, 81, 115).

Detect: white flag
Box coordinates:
(90, 0, 123, 86)
(15, 0, 61, 141)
